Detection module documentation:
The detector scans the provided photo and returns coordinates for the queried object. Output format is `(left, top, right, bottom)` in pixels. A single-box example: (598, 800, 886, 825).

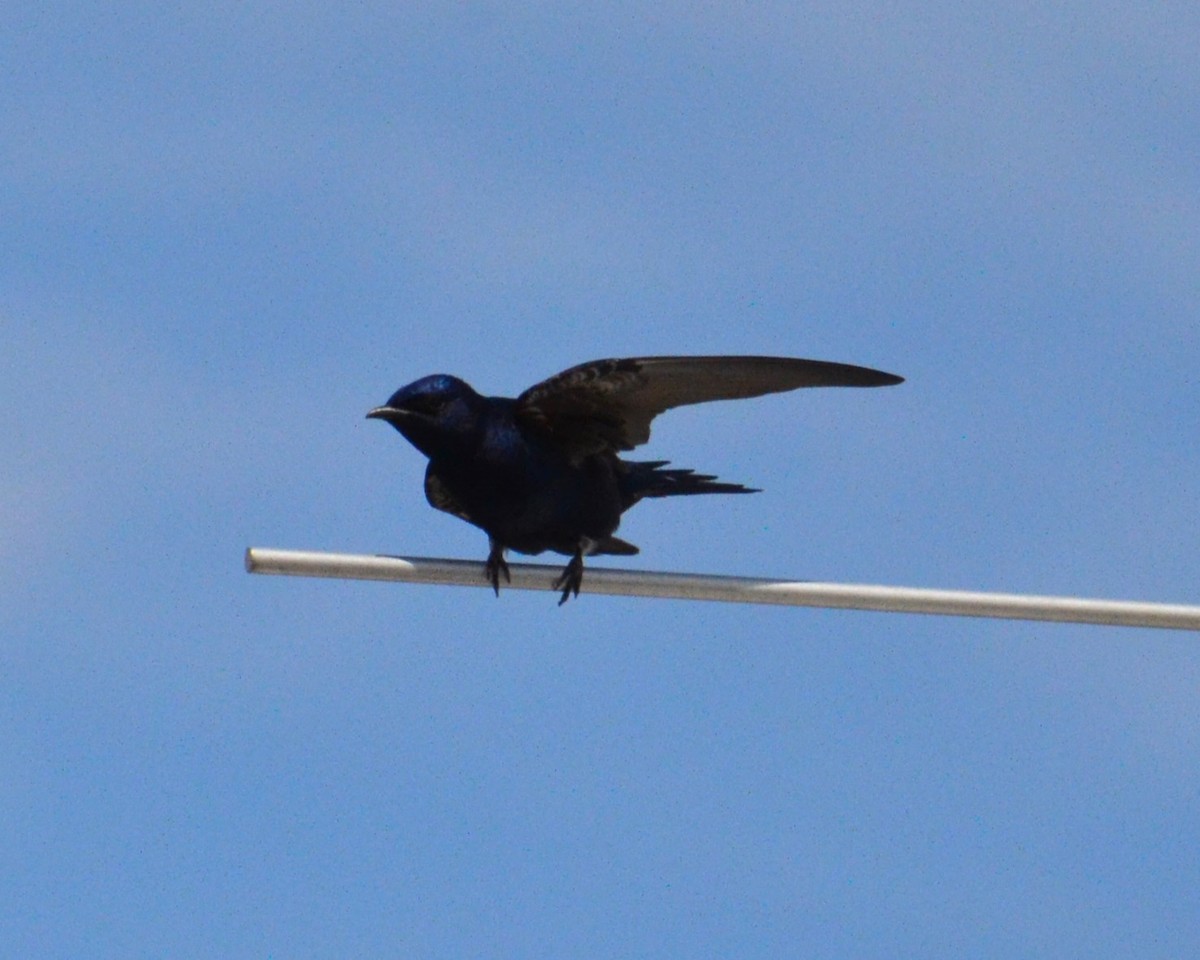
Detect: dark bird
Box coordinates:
(368, 356, 903, 604)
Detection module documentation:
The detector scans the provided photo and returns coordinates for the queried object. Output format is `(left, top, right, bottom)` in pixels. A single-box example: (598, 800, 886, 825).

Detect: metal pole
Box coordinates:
(245, 547, 1200, 631)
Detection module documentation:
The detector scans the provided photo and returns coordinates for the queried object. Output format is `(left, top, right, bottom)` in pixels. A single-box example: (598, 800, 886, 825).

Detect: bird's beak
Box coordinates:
(366, 405, 406, 421)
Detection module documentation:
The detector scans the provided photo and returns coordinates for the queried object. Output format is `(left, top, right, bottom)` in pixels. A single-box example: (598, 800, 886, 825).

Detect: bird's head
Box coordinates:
(366, 374, 485, 458)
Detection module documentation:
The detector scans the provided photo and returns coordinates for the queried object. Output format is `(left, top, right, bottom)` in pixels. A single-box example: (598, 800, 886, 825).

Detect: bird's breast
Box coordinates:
(427, 442, 624, 555)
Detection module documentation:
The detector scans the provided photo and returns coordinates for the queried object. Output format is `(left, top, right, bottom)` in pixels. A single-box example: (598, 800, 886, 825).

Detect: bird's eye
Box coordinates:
(409, 394, 447, 415)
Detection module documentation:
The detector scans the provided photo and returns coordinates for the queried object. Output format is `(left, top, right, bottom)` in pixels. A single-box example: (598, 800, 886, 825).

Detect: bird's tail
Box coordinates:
(620, 460, 759, 507)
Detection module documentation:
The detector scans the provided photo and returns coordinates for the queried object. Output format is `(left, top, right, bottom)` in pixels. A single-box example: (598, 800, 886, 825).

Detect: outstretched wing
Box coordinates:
(514, 355, 903, 457)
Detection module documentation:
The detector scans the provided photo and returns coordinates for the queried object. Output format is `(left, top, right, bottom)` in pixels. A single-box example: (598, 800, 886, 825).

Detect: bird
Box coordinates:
(367, 355, 903, 604)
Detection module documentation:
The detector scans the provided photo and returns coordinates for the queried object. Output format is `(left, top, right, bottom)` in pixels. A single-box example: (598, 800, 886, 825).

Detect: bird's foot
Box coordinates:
(484, 541, 511, 597)
(553, 552, 584, 606)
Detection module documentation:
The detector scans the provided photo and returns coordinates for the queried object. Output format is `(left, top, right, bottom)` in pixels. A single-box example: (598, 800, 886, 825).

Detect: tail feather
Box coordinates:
(591, 535, 640, 556)
(620, 459, 759, 507)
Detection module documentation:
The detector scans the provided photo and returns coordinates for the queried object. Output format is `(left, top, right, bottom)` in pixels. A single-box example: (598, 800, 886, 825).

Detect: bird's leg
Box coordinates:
(484, 539, 511, 597)
(553, 547, 586, 606)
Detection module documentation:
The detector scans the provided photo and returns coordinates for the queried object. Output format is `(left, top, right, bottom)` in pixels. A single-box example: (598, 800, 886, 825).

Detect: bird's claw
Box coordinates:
(553, 553, 584, 605)
(484, 543, 511, 597)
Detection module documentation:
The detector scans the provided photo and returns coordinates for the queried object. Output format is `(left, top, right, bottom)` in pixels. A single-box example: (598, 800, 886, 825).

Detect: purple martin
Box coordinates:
(368, 356, 903, 604)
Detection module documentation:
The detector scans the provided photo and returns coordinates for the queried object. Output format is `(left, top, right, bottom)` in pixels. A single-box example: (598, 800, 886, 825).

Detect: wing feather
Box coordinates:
(514, 355, 902, 456)
(424, 468, 474, 523)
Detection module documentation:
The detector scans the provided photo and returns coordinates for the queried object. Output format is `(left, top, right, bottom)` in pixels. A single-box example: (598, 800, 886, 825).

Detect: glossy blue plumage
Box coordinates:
(368, 355, 902, 603)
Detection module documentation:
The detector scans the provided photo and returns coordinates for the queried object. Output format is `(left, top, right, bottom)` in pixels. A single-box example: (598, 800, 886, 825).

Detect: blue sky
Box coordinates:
(4, 2, 1199, 956)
